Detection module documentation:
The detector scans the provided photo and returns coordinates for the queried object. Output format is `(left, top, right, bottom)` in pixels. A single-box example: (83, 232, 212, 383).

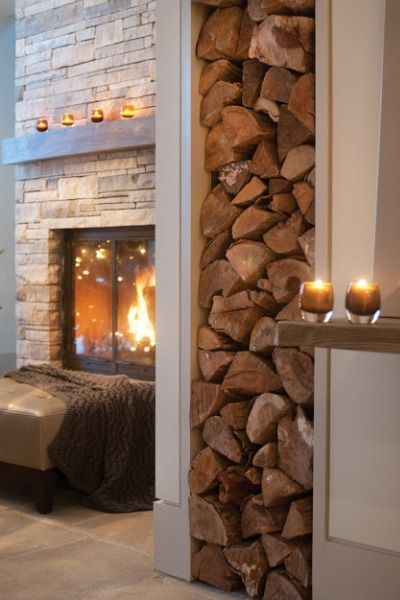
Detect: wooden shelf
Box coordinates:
(275, 318, 400, 354)
(1, 116, 155, 165)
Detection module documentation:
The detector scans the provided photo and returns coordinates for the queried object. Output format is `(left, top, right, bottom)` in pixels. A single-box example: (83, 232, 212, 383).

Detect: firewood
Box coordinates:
(232, 206, 284, 240)
(196, 7, 243, 61)
(264, 570, 311, 600)
(261, 0, 315, 15)
(250, 140, 280, 179)
(198, 349, 236, 383)
(246, 392, 292, 444)
(209, 297, 264, 344)
(264, 210, 306, 255)
(199, 259, 245, 308)
(253, 442, 278, 468)
(221, 400, 250, 429)
(243, 60, 268, 108)
(224, 540, 269, 598)
(262, 468, 305, 507)
(245, 466, 262, 485)
(269, 193, 297, 214)
(194, 0, 244, 5)
(249, 16, 315, 74)
(289, 73, 315, 133)
(205, 122, 249, 172)
(257, 278, 272, 292)
(218, 466, 259, 503)
(284, 541, 312, 589)
(254, 97, 281, 123)
(273, 348, 314, 406)
(211, 289, 256, 312)
(199, 59, 242, 97)
(267, 258, 311, 303)
(278, 407, 313, 489)
(249, 290, 278, 315)
(189, 447, 229, 494)
(222, 106, 276, 150)
(249, 316, 277, 353)
(227, 240, 275, 285)
(223, 351, 282, 396)
(203, 416, 244, 463)
(292, 181, 314, 215)
(282, 496, 313, 539)
(305, 199, 315, 225)
(201, 184, 241, 239)
(236, 9, 256, 60)
(200, 231, 232, 269)
(232, 176, 267, 207)
(191, 381, 230, 428)
(306, 166, 315, 187)
(189, 494, 242, 546)
(242, 494, 288, 538)
(261, 68, 297, 106)
(262, 533, 297, 567)
(298, 228, 315, 267)
(200, 81, 242, 128)
(278, 105, 314, 161)
(269, 178, 292, 195)
(248, 0, 269, 21)
(281, 144, 315, 182)
(275, 294, 302, 321)
(198, 324, 236, 351)
(235, 429, 256, 456)
(192, 544, 242, 592)
(219, 160, 252, 194)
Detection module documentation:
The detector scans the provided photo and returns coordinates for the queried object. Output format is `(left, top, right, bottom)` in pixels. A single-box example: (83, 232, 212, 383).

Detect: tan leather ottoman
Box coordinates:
(0, 377, 66, 513)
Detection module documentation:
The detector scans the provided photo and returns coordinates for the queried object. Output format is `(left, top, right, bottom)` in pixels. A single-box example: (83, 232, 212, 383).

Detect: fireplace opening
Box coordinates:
(64, 227, 155, 380)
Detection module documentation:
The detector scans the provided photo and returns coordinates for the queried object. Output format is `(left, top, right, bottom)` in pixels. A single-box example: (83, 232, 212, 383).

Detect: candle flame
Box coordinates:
(356, 279, 368, 288)
(314, 279, 324, 288)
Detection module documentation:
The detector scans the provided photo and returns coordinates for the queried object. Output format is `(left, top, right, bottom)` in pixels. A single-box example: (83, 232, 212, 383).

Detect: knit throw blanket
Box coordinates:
(6, 364, 155, 513)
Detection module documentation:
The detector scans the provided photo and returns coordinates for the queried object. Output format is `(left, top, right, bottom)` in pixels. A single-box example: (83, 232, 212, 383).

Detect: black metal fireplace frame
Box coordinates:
(64, 226, 155, 381)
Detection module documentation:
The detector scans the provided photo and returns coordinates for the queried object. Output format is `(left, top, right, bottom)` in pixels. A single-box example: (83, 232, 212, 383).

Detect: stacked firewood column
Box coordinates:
(189, 1, 315, 598)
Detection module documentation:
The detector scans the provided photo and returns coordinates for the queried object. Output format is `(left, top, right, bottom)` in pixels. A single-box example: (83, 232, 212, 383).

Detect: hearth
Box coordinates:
(64, 227, 155, 380)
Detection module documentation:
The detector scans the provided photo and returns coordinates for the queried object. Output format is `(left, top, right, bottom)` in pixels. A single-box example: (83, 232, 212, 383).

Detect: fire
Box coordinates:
(127, 267, 156, 349)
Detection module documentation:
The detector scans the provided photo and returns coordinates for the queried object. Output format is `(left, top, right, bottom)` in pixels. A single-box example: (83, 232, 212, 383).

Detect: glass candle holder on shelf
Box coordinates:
(36, 118, 48, 132)
(299, 280, 334, 323)
(91, 108, 104, 123)
(120, 104, 135, 119)
(345, 280, 381, 324)
(61, 113, 74, 127)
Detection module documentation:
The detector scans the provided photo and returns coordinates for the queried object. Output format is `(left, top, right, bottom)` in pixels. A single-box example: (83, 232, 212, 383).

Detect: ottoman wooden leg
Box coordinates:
(33, 469, 58, 514)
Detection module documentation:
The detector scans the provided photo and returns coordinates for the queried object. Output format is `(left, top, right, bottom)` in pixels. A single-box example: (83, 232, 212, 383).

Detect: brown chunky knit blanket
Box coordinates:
(6, 364, 155, 513)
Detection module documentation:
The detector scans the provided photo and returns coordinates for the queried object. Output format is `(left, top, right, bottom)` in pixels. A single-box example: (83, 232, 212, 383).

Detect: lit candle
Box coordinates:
(36, 118, 48, 132)
(299, 280, 334, 323)
(61, 113, 74, 127)
(91, 108, 104, 123)
(120, 104, 135, 119)
(345, 279, 381, 324)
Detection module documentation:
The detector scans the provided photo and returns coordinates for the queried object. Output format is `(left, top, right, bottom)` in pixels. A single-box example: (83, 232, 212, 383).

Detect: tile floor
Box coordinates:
(0, 481, 246, 600)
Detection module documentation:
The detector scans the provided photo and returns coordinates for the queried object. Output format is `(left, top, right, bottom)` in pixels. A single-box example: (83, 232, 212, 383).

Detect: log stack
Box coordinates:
(190, 1, 315, 598)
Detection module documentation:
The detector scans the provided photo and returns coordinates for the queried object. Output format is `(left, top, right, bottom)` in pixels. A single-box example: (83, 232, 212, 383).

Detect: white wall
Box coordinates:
(0, 17, 16, 374)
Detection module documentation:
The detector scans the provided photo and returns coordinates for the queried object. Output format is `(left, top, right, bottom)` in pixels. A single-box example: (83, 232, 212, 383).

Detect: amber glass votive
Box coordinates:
(91, 108, 104, 123)
(299, 280, 334, 323)
(61, 113, 74, 127)
(120, 104, 135, 119)
(345, 280, 381, 324)
(36, 118, 48, 132)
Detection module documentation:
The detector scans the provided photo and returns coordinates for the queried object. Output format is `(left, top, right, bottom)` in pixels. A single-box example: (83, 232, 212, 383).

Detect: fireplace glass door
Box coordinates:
(65, 227, 155, 380)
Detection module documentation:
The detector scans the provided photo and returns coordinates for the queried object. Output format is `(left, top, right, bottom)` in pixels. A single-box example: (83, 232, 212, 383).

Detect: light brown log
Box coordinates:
(227, 240, 275, 285)
(198, 324, 236, 351)
(264, 210, 305, 255)
(278, 407, 313, 489)
(269, 178, 292, 195)
(194, 0, 244, 6)
(221, 400, 250, 429)
(222, 106, 276, 150)
(209, 297, 264, 344)
(203, 416, 244, 463)
(192, 544, 242, 592)
(236, 9, 256, 60)
(189, 494, 242, 546)
(200, 81, 242, 128)
(191, 381, 229, 428)
(304, 199, 315, 225)
(281, 144, 315, 182)
(219, 159, 252, 194)
(199, 59, 242, 97)
(232, 206, 284, 240)
(218, 466, 259, 504)
(298, 228, 315, 267)
(275, 294, 302, 321)
(232, 176, 267, 207)
(224, 540, 269, 598)
(242, 494, 288, 538)
(245, 466, 262, 485)
(262, 534, 297, 567)
(257, 278, 272, 292)
(267, 258, 311, 303)
(198, 349, 236, 383)
(307, 166, 315, 187)
(248, 0, 269, 21)
(292, 181, 314, 215)
(246, 392, 292, 444)
(284, 541, 312, 589)
(211, 289, 256, 312)
(235, 429, 256, 456)
(261, 67, 297, 103)
(282, 496, 313, 538)
(254, 97, 280, 123)
(273, 347, 314, 406)
(250, 316, 277, 353)
(205, 122, 249, 172)
(289, 73, 315, 133)
(223, 351, 282, 396)
(189, 447, 229, 494)
(262, 468, 305, 507)
(264, 570, 311, 600)
(278, 105, 314, 161)
(200, 230, 232, 270)
(201, 184, 241, 239)
(253, 442, 278, 468)
(199, 259, 245, 308)
(249, 290, 278, 315)
(250, 139, 280, 179)
(261, 0, 315, 15)
(249, 16, 315, 74)
(243, 60, 268, 108)
(197, 7, 243, 61)
(269, 193, 297, 214)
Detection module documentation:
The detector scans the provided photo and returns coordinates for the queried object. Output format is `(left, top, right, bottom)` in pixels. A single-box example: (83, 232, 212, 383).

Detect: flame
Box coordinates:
(127, 267, 156, 348)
